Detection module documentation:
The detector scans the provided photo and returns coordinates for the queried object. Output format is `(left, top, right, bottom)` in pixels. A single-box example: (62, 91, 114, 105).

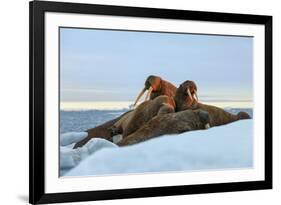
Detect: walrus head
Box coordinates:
(133, 75, 162, 107)
(174, 80, 198, 111)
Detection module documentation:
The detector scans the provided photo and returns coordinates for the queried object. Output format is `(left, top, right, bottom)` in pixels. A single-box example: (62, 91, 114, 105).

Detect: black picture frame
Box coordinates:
(29, 0, 272, 204)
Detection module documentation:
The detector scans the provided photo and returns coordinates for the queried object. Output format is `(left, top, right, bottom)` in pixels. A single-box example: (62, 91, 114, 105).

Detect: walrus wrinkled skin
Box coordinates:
(174, 80, 251, 127)
(73, 110, 132, 149)
(133, 75, 177, 107)
(117, 109, 210, 146)
(111, 95, 176, 138)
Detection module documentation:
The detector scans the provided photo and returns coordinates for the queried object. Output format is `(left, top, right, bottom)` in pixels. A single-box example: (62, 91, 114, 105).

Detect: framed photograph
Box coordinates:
(29, 0, 272, 204)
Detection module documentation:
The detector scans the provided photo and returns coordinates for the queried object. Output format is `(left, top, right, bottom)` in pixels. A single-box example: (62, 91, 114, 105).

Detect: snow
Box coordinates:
(60, 132, 88, 146)
(61, 120, 253, 176)
(60, 135, 118, 175)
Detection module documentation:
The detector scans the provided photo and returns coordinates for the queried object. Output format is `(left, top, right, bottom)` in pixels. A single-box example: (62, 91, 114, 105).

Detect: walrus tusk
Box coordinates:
(193, 90, 199, 102)
(145, 86, 153, 101)
(187, 88, 193, 102)
(133, 87, 146, 107)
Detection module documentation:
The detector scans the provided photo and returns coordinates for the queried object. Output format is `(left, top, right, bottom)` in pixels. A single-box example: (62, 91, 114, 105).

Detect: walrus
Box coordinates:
(117, 109, 210, 146)
(174, 80, 251, 127)
(133, 75, 177, 107)
(73, 76, 177, 149)
(110, 95, 176, 138)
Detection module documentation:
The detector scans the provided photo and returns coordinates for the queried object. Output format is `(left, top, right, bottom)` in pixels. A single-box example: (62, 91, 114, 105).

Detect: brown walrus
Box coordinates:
(133, 75, 177, 107)
(73, 76, 176, 149)
(74, 78, 251, 148)
(117, 109, 210, 146)
(174, 80, 251, 127)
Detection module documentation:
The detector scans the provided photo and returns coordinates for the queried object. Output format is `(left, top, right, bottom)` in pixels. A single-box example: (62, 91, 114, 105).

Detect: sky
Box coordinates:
(60, 27, 253, 107)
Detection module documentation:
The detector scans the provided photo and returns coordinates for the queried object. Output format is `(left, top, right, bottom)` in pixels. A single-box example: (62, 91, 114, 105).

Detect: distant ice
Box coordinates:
(60, 120, 253, 176)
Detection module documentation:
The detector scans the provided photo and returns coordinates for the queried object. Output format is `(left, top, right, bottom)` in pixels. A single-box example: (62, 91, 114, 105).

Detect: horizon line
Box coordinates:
(60, 100, 253, 111)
